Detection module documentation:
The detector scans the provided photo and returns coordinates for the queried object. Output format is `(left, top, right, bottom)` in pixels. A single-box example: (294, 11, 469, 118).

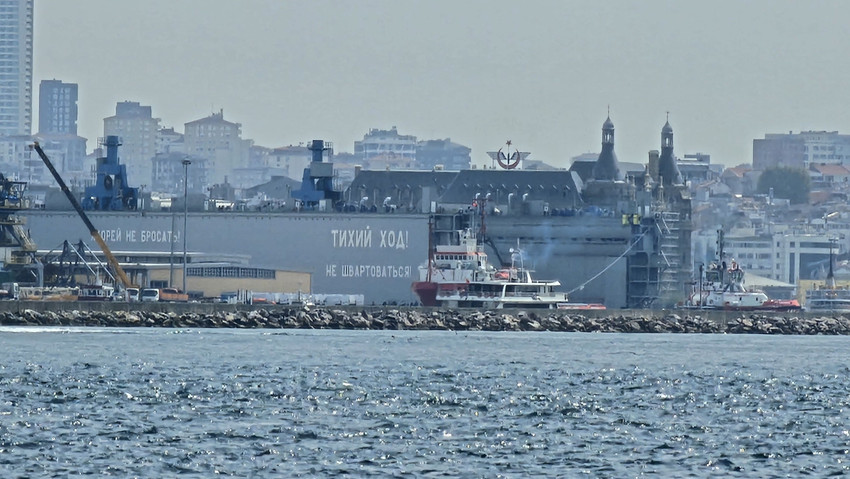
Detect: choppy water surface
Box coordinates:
(1, 328, 849, 477)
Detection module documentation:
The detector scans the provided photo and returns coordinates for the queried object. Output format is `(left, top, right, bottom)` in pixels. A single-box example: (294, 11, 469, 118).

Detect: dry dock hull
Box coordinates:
(25, 211, 428, 304)
(24, 211, 636, 306)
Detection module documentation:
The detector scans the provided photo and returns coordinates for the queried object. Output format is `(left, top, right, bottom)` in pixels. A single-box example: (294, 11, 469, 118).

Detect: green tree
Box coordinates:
(756, 166, 811, 204)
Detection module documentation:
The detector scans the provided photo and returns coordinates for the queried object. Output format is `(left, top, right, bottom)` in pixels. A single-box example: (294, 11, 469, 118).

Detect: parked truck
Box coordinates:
(141, 287, 189, 303)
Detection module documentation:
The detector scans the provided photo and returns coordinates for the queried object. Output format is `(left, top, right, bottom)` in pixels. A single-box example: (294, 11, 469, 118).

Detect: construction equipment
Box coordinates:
(31, 142, 136, 289)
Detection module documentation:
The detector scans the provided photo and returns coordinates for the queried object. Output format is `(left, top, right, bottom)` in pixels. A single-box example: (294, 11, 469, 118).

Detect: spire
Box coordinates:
(593, 112, 620, 180)
(658, 115, 681, 186)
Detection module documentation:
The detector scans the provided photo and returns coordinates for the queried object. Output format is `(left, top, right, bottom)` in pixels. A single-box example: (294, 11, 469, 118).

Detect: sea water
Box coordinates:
(1, 327, 849, 477)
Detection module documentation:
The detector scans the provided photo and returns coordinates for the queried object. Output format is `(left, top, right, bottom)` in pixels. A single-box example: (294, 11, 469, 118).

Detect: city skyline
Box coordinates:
(33, 0, 850, 168)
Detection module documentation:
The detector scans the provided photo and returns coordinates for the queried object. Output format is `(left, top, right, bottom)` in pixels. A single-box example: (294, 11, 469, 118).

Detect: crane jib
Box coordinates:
(32, 142, 136, 289)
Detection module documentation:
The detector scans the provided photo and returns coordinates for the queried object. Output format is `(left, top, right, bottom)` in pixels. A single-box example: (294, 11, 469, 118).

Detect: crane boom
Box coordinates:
(32, 142, 135, 289)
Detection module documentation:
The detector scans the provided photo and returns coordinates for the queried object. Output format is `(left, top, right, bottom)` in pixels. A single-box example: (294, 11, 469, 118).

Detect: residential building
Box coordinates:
(150, 153, 207, 195)
(155, 127, 184, 155)
(269, 145, 312, 180)
(753, 131, 850, 171)
(678, 153, 720, 185)
(723, 233, 775, 278)
(809, 163, 850, 190)
(719, 165, 755, 196)
(38, 79, 77, 135)
(367, 151, 415, 171)
(354, 127, 416, 166)
(0, 0, 32, 137)
(34, 80, 87, 180)
(415, 138, 471, 170)
(183, 110, 251, 187)
(0, 135, 38, 182)
(30, 136, 86, 184)
(103, 101, 160, 187)
(231, 145, 278, 188)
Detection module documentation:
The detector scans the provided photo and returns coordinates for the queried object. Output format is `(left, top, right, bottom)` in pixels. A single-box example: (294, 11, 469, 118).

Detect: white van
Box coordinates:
(126, 288, 140, 302)
(141, 288, 160, 302)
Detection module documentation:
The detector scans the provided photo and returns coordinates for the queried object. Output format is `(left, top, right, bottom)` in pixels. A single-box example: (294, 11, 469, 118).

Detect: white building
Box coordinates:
(354, 127, 416, 165)
(269, 145, 313, 180)
(723, 229, 841, 285)
(184, 110, 251, 187)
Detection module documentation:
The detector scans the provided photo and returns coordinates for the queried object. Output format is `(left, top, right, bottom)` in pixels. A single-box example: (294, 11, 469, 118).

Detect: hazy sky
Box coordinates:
(33, 0, 850, 168)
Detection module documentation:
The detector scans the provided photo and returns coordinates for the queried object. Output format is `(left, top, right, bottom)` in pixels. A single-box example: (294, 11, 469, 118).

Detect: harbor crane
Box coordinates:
(31, 142, 136, 290)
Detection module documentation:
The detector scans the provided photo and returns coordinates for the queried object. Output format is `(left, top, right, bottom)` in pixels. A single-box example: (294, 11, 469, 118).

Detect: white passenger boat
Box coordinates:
(412, 228, 604, 310)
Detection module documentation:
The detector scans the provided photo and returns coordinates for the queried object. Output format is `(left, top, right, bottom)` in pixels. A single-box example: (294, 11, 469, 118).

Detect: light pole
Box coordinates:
(169, 194, 176, 288)
(182, 159, 191, 293)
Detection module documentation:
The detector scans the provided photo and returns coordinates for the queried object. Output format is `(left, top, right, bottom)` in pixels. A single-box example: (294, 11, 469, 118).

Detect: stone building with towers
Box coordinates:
(577, 114, 692, 307)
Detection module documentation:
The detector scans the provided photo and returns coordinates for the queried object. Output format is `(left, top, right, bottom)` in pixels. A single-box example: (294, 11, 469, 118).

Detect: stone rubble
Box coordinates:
(1, 308, 849, 334)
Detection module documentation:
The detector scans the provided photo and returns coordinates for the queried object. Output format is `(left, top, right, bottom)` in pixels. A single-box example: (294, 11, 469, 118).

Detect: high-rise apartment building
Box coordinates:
(103, 101, 160, 187)
(38, 80, 78, 135)
(34, 80, 87, 181)
(0, 0, 33, 136)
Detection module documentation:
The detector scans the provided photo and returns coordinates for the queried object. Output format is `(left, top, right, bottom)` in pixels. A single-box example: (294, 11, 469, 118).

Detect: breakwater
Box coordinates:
(1, 301, 850, 334)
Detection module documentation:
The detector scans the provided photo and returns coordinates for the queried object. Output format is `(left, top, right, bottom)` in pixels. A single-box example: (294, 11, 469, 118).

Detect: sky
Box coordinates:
(33, 0, 850, 168)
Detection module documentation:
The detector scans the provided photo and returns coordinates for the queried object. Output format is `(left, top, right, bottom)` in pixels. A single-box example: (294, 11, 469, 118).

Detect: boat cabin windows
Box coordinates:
(436, 253, 478, 261)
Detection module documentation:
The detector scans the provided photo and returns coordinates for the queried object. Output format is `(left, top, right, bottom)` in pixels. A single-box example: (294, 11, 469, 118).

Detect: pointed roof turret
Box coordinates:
(658, 115, 682, 186)
(592, 114, 621, 181)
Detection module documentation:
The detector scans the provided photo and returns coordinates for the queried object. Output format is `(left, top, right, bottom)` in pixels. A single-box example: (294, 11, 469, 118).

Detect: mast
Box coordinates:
(827, 238, 837, 290)
(426, 216, 434, 282)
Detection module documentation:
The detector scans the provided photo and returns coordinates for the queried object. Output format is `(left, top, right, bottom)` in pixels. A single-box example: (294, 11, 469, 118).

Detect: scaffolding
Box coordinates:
(627, 208, 691, 308)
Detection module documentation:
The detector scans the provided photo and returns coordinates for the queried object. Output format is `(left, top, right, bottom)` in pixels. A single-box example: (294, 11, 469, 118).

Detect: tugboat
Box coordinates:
(804, 239, 850, 313)
(411, 227, 604, 310)
(684, 260, 800, 311)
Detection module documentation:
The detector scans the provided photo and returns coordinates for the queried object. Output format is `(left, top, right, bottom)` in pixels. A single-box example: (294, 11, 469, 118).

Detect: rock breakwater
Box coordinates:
(1, 307, 850, 334)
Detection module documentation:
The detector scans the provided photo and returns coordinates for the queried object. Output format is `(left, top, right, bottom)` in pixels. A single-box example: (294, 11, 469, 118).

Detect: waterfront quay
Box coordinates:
(0, 301, 849, 335)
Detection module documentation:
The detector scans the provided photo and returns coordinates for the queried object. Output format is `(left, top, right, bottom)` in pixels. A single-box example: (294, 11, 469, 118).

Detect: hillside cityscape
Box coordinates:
(8, 81, 850, 294)
(1, 0, 850, 306)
